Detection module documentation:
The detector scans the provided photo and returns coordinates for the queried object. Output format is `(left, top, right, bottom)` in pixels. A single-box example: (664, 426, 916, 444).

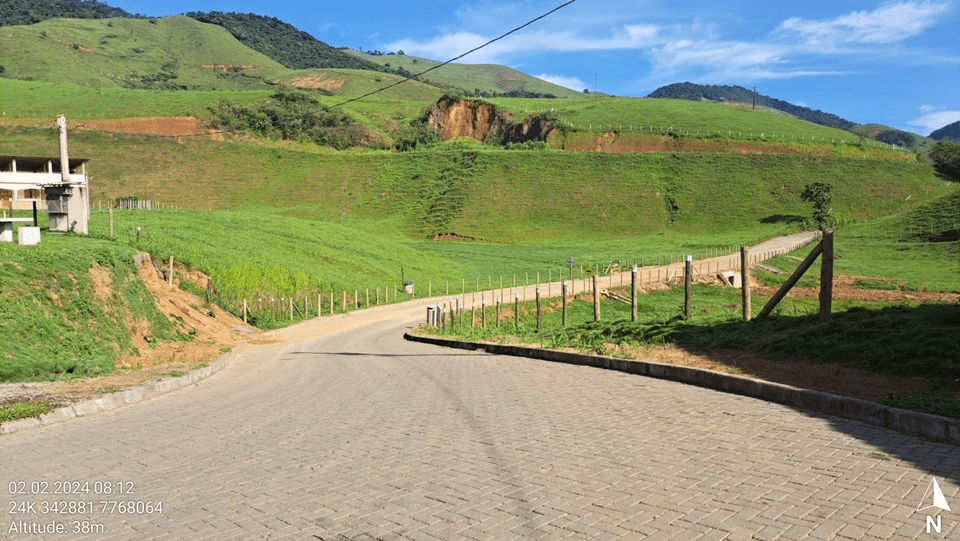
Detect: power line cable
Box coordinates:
(187, 0, 576, 139)
(325, 0, 576, 111)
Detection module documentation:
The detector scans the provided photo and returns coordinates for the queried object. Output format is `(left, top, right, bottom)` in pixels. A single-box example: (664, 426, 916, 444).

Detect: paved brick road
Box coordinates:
(2, 298, 958, 540)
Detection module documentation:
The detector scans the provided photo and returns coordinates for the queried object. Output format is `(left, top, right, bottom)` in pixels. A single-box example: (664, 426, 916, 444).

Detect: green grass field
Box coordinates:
(0, 16, 287, 89)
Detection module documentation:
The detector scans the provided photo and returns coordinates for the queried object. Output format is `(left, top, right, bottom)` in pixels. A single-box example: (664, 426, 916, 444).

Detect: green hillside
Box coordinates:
(2, 127, 950, 241)
(0, 0, 134, 26)
(185, 11, 383, 72)
(347, 51, 583, 98)
(0, 16, 289, 89)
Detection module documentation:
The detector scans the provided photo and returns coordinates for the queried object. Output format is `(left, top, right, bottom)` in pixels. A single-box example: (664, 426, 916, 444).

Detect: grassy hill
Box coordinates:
(347, 50, 583, 98)
(0, 16, 289, 89)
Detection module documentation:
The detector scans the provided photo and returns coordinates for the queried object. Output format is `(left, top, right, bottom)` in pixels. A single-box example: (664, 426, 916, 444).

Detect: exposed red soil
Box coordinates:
(74, 117, 215, 139)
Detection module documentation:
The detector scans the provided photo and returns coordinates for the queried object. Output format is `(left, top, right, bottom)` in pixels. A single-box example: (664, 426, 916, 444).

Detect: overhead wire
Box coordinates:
(181, 0, 576, 139)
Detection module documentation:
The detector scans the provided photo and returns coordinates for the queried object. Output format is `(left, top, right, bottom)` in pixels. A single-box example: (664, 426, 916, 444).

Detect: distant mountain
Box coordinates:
(648, 83, 856, 131)
(184, 11, 383, 71)
(0, 0, 135, 26)
(930, 121, 960, 141)
(347, 51, 583, 99)
(854, 124, 930, 150)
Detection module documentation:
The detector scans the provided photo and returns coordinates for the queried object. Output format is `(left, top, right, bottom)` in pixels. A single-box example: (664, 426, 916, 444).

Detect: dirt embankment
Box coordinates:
(0, 255, 256, 408)
(423, 97, 554, 143)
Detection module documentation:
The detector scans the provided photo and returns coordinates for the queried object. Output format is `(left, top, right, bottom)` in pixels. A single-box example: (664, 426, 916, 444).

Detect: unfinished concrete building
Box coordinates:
(0, 115, 90, 240)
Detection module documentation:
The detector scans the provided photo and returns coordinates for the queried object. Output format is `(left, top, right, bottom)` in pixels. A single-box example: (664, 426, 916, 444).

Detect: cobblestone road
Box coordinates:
(2, 289, 959, 540)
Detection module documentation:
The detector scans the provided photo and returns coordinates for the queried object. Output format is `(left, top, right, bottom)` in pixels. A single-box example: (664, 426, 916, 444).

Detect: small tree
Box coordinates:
(801, 182, 834, 231)
(928, 140, 960, 182)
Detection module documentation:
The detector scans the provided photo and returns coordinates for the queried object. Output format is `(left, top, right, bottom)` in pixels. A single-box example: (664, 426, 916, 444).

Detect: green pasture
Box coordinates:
(490, 96, 899, 150)
(0, 79, 272, 119)
(0, 16, 287, 89)
(3, 130, 945, 238)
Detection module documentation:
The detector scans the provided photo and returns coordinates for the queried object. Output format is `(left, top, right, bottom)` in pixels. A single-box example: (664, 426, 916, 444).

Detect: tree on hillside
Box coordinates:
(801, 182, 834, 231)
(0, 0, 135, 26)
(928, 141, 960, 181)
(207, 89, 367, 150)
(184, 11, 382, 71)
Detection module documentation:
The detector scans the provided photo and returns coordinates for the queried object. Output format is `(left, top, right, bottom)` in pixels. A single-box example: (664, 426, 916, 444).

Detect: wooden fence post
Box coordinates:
(168, 256, 174, 288)
(631, 266, 638, 322)
(243, 299, 247, 324)
(741, 247, 751, 321)
(496, 298, 501, 328)
(536, 288, 542, 332)
(515, 294, 520, 328)
(562, 281, 568, 327)
(330, 292, 334, 315)
(684, 255, 692, 320)
(819, 230, 834, 322)
(592, 275, 600, 321)
(366, 288, 369, 307)
(342, 291, 347, 312)
(289, 298, 293, 321)
(109, 208, 114, 238)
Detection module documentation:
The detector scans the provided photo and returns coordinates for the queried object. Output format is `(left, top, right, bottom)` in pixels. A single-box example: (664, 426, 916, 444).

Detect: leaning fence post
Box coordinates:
(168, 256, 174, 288)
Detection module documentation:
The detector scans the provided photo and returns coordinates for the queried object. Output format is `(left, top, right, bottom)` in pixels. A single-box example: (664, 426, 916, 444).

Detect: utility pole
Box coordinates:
(752, 86, 757, 110)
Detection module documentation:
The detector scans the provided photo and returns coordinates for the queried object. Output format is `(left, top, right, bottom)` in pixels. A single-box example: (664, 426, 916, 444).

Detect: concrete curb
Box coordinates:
(405, 332, 960, 445)
(0, 348, 240, 436)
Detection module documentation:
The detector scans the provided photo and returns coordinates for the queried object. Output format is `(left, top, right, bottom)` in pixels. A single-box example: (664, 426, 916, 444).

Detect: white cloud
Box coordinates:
(777, 1, 953, 47)
(534, 73, 587, 91)
(905, 106, 960, 134)
(384, 0, 955, 88)
(385, 24, 663, 65)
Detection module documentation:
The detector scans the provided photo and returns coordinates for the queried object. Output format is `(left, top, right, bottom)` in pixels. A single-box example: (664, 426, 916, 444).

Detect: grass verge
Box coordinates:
(419, 281, 960, 419)
(0, 401, 56, 423)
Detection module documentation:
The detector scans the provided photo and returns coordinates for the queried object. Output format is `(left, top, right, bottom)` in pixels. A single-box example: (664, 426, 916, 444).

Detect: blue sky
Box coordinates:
(111, 0, 960, 135)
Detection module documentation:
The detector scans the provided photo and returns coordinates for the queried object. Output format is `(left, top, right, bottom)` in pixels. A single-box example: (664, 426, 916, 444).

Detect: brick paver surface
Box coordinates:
(1, 302, 958, 540)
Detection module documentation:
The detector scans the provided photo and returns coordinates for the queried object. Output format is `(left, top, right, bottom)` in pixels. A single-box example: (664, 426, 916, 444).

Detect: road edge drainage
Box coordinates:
(404, 332, 960, 445)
